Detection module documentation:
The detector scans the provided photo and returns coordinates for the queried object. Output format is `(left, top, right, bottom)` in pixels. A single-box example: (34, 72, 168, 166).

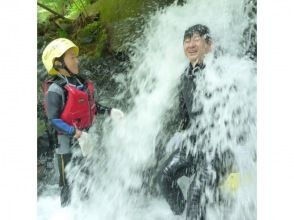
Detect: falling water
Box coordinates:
(37, 0, 256, 219)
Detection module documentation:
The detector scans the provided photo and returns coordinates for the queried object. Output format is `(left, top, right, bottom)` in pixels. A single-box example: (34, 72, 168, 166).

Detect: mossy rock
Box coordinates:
(37, 118, 47, 137)
(76, 21, 108, 58)
(86, 0, 179, 51)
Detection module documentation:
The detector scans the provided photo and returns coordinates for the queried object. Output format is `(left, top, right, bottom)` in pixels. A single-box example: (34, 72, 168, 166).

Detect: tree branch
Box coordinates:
(37, 2, 69, 21)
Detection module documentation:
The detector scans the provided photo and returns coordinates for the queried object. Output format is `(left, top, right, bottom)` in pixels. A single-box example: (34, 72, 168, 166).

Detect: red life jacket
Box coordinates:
(60, 82, 97, 129)
(43, 78, 97, 130)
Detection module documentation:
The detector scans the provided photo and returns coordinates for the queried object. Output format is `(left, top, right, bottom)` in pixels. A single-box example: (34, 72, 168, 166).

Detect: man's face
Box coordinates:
(63, 47, 79, 74)
(183, 33, 211, 64)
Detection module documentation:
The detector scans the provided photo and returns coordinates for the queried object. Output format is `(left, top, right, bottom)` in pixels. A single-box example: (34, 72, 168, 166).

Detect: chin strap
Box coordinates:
(57, 73, 69, 85)
(53, 55, 74, 75)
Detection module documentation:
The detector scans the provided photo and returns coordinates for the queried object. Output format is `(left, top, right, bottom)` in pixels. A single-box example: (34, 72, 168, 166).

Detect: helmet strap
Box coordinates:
(57, 73, 69, 85)
(53, 56, 74, 76)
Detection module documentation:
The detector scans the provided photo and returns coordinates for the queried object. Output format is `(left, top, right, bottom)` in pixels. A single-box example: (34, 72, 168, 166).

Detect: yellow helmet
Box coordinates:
(42, 38, 79, 75)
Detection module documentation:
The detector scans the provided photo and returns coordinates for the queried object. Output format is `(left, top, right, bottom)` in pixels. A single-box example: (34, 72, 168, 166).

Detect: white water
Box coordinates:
(37, 0, 256, 219)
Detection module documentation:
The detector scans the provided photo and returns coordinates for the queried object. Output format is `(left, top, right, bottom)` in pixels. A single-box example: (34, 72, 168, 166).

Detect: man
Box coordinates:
(156, 24, 235, 220)
(41, 38, 124, 207)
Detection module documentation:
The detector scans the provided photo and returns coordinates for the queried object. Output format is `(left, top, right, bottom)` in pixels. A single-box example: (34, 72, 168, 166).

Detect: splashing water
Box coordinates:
(37, 0, 256, 219)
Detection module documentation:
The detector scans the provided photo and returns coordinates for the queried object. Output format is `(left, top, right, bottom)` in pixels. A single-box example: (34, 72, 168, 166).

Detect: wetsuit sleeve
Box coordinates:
(96, 102, 112, 115)
(46, 91, 75, 136)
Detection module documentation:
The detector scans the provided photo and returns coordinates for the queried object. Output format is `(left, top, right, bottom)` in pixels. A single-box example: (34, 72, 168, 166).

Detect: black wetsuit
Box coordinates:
(157, 63, 235, 220)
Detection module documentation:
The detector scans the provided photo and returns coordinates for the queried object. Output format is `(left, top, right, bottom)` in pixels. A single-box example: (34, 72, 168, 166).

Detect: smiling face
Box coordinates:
(183, 33, 211, 66)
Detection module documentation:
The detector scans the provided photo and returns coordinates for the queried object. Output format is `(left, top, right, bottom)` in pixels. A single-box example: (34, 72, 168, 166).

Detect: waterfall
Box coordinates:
(37, 0, 256, 219)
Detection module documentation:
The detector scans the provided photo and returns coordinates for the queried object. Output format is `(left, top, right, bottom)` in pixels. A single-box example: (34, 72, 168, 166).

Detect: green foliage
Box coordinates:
(39, 0, 66, 13)
(57, 29, 69, 38)
(65, 0, 91, 20)
(77, 21, 100, 39)
(37, 0, 66, 23)
(37, 0, 169, 55)
(37, 0, 92, 23)
(37, 7, 51, 23)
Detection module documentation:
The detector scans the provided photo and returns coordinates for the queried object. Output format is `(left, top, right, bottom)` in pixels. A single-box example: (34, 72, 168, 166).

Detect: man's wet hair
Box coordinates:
(183, 24, 211, 42)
